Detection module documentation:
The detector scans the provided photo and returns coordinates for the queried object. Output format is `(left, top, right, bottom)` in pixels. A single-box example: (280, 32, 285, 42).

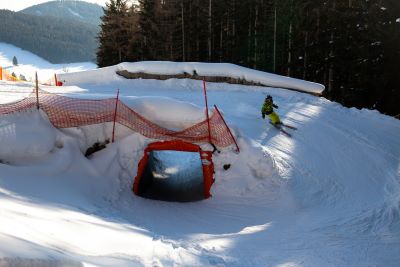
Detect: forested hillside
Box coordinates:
(0, 10, 98, 63)
(20, 0, 103, 26)
(97, 0, 400, 116)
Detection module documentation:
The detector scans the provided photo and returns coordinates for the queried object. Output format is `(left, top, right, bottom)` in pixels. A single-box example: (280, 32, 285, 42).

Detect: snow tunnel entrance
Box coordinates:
(133, 141, 214, 202)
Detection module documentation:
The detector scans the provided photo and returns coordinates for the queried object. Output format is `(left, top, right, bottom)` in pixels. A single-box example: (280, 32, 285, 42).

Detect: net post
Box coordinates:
(35, 72, 39, 110)
(214, 105, 240, 153)
(0, 67, 2, 80)
(54, 73, 58, 86)
(112, 89, 120, 143)
(203, 79, 212, 144)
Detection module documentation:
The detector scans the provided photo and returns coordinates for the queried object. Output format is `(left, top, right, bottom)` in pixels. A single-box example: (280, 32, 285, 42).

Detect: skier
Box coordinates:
(261, 95, 281, 126)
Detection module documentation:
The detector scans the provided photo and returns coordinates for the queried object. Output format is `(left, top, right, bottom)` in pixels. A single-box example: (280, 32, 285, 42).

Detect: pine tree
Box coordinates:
(292, 0, 400, 115)
(94, 0, 399, 116)
(125, 4, 141, 62)
(137, 0, 159, 60)
(96, 0, 130, 67)
(12, 56, 18, 66)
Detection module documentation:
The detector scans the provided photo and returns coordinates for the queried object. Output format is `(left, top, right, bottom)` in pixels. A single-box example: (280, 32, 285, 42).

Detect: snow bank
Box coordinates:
(0, 81, 34, 104)
(125, 96, 206, 131)
(121, 61, 325, 94)
(58, 61, 325, 94)
(58, 65, 121, 85)
(0, 109, 56, 164)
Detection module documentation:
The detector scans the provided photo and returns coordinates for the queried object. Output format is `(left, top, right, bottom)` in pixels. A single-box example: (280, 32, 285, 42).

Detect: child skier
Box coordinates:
(261, 95, 281, 125)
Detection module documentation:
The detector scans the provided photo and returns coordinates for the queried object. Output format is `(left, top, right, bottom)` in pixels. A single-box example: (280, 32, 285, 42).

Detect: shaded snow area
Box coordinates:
(0, 68, 399, 266)
(138, 151, 204, 202)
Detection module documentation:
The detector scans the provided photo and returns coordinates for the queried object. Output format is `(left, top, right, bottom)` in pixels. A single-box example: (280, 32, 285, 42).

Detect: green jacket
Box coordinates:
(261, 100, 278, 118)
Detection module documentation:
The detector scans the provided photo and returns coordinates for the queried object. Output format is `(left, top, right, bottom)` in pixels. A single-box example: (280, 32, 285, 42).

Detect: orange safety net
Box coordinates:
(0, 89, 238, 149)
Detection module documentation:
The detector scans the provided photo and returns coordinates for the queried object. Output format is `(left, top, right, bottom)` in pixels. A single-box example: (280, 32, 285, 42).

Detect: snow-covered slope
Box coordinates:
(0, 65, 399, 266)
(58, 61, 325, 94)
(20, 0, 103, 26)
(0, 42, 96, 82)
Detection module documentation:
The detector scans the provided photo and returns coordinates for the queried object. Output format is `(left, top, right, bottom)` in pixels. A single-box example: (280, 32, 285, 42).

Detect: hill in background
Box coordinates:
(20, 0, 103, 26)
(0, 1, 103, 64)
(0, 9, 99, 63)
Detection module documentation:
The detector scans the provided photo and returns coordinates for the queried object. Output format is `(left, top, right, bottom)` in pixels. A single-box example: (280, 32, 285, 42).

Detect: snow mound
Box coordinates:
(0, 110, 56, 164)
(126, 96, 206, 131)
(58, 61, 325, 94)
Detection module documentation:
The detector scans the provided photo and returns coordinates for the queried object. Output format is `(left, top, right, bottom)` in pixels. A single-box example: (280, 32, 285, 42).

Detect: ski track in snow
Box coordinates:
(0, 74, 399, 266)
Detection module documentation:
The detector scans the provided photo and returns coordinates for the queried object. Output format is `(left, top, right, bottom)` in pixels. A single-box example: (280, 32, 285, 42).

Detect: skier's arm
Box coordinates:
(273, 104, 279, 109)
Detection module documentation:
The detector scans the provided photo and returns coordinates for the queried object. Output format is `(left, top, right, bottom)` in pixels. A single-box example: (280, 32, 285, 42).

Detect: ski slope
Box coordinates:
(0, 42, 96, 83)
(0, 59, 399, 266)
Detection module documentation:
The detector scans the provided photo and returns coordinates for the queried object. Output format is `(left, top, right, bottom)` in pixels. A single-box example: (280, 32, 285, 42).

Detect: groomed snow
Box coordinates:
(0, 53, 399, 266)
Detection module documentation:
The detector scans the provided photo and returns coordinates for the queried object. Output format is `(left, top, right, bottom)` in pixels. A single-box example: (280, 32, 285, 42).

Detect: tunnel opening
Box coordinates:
(138, 150, 204, 202)
(133, 141, 214, 202)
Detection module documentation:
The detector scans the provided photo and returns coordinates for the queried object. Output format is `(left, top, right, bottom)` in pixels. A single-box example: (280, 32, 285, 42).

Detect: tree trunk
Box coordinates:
(208, 0, 212, 61)
(273, 5, 277, 72)
(196, 0, 200, 61)
(287, 22, 292, 76)
(328, 31, 334, 93)
(181, 0, 185, 61)
(303, 31, 308, 79)
(287, 0, 293, 76)
(220, 19, 223, 62)
(254, 1, 258, 69)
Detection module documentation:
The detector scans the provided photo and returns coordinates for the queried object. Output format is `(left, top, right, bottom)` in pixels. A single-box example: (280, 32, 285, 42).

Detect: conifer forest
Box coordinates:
(97, 0, 400, 116)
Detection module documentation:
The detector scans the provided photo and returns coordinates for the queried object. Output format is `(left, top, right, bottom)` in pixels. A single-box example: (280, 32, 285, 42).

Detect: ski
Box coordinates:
(281, 123, 297, 130)
(278, 127, 292, 137)
(269, 122, 292, 137)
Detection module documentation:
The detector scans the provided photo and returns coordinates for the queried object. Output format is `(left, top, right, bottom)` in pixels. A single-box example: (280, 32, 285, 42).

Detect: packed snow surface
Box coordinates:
(58, 61, 325, 94)
(0, 57, 399, 266)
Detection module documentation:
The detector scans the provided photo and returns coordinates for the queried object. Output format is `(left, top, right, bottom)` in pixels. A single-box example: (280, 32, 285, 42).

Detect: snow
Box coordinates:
(0, 110, 56, 164)
(0, 42, 96, 83)
(67, 7, 84, 19)
(126, 96, 207, 130)
(58, 61, 325, 94)
(0, 47, 400, 266)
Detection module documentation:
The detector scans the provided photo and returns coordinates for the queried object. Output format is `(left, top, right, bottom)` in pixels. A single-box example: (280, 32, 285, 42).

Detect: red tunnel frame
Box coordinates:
(132, 140, 215, 199)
